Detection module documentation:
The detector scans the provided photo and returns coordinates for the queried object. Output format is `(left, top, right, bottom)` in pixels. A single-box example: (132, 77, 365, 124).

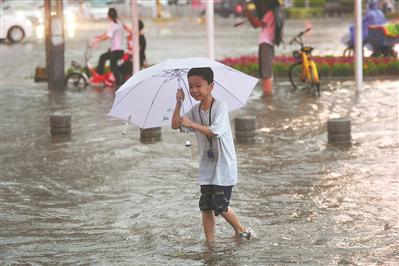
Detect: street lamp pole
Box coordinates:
(354, 0, 363, 94)
(131, 0, 140, 74)
(44, 0, 65, 90)
(206, 0, 214, 60)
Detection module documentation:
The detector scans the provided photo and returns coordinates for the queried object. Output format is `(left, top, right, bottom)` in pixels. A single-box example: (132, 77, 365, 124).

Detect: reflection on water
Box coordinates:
(1, 77, 398, 264)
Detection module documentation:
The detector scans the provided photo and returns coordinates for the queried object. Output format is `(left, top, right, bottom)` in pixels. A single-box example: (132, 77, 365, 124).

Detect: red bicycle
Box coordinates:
(65, 41, 131, 90)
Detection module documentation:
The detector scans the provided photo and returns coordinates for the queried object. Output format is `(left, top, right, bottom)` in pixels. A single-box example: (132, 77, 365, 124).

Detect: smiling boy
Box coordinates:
(171, 67, 250, 243)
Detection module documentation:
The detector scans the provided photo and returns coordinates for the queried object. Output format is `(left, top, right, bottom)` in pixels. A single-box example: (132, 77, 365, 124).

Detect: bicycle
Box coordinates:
(342, 43, 367, 57)
(288, 28, 320, 97)
(65, 40, 131, 91)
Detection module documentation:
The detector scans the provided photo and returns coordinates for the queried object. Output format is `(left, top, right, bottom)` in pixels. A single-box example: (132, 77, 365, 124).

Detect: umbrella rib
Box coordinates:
(142, 79, 169, 129)
(112, 73, 174, 111)
(112, 79, 147, 109)
(213, 80, 246, 107)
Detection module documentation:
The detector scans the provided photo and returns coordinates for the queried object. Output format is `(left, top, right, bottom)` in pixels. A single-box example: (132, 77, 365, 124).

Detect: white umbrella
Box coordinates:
(108, 57, 259, 129)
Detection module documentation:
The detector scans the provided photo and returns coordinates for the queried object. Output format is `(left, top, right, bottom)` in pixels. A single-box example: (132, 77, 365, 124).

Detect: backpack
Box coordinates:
(273, 5, 285, 46)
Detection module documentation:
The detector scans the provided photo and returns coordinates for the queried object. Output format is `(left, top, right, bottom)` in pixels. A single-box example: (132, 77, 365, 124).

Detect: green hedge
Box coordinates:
(222, 55, 399, 79)
(293, 0, 326, 8)
(285, 7, 324, 18)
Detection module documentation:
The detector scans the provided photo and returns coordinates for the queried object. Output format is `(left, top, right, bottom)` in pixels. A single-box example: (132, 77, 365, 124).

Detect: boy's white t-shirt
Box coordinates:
(186, 99, 238, 186)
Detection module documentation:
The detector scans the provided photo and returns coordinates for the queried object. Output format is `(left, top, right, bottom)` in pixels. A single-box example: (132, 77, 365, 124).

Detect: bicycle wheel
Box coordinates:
(315, 83, 320, 97)
(343, 45, 368, 57)
(309, 63, 321, 97)
(289, 61, 311, 92)
(381, 46, 397, 58)
(343, 47, 354, 57)
(65, 72, 87, 91)
(309, 79, 320, 97)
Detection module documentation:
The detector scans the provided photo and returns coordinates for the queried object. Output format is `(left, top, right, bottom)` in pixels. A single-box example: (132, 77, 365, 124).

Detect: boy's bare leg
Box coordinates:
(220, 207, 246, 235)
(202, 210, 215, 242)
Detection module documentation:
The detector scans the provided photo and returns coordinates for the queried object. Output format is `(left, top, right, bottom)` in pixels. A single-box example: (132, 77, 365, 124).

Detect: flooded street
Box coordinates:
(1, 16, 398, 265)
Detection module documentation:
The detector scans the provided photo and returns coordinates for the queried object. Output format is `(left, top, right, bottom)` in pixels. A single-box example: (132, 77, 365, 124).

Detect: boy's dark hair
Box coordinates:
(108, 8, 118, 23)
(187, 67, 214, 84)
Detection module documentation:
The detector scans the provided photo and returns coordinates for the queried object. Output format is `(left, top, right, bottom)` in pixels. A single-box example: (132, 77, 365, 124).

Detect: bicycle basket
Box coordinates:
(302, 47, 313, 54)
(292, 50, 301, 60)
(71, 60, 82, 69)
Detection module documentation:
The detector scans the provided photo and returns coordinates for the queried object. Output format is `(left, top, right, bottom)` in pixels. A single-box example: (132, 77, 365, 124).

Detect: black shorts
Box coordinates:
(199, 185, 233, 216)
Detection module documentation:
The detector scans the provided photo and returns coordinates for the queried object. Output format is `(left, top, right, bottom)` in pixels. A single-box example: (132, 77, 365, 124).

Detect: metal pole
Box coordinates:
(131, 0, 140, 74)
(44, 0, 51, 71)
(45, 0, 65, 90)
(126, 0, 131, 17)
(206, 0, 214, 60)
(156, 0, 162, 18)
(355, 0, 363, 93)
(152, 0, 157, 18)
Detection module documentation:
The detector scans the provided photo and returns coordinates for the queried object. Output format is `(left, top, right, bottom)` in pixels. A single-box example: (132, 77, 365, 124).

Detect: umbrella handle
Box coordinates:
(185, 139, 192, 147)
(122, 115, 131, 135)
(178, 97, 192, 147)
(122, 122, 129, 135)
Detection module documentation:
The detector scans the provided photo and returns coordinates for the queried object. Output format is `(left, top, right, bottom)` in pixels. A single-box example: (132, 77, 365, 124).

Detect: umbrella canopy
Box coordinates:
(108, 57, 259, 129)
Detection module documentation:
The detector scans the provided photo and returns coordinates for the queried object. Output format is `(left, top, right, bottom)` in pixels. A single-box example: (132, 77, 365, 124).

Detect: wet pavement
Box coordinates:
(1, 16, 399, 265)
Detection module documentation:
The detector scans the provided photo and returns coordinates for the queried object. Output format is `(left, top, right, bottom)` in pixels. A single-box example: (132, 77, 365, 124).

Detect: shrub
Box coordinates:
(331, 63, 354, 76)
(310, 0, 326, 8)
(286, 7, 323, 18)
(273, 63, 289, 76)
(293, 0, 326, 8)
(341, 0, 355, 10)
(365, 62, 379, 75)
(317, 62, 331, 76)
(386, 61, 399, 76)
(220, 55, 398, 78)
(293, 0, 305, 8)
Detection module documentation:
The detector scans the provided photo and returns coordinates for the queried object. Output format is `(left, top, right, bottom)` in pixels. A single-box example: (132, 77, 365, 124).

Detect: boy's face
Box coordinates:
(188, 75, 213, 102)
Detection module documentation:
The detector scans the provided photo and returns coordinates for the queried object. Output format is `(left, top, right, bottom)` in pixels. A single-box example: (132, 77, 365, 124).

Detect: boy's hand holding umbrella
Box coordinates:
(175, 89, 194, 129)
(174, 88, 192, 147)
(176, 88, 185, 103)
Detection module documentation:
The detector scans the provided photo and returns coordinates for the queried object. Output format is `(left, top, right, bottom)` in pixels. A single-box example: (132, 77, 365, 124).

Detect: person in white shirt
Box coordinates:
(172, 67, 251, 243)
(94, 8, 125, 89)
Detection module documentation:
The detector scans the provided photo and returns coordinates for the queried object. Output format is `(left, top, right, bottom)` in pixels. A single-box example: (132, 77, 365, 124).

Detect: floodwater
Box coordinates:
(1, 16, 399, 265)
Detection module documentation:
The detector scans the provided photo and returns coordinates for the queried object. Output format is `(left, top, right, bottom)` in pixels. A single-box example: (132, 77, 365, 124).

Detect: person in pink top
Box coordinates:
(245, 1, 279, 97)
(94, 8, 125, 89)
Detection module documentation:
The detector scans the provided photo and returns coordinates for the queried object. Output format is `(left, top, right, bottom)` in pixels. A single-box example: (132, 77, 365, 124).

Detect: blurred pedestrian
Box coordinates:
(381, 0, 394, 15)
(94, 8, 125, 89)
(171, 67, 251, 244)
(347, 0, 387, 48)
(244, 0, 281, 97)
(120, 19, 147, 76)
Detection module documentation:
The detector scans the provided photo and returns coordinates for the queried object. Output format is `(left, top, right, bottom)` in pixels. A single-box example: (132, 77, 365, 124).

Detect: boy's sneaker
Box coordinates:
(237, 226, 252, 241)
(238, 231, 251, 240)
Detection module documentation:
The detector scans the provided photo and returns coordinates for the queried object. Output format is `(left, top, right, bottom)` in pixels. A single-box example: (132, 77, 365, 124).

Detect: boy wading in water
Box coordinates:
(171, 67, 251, 243)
